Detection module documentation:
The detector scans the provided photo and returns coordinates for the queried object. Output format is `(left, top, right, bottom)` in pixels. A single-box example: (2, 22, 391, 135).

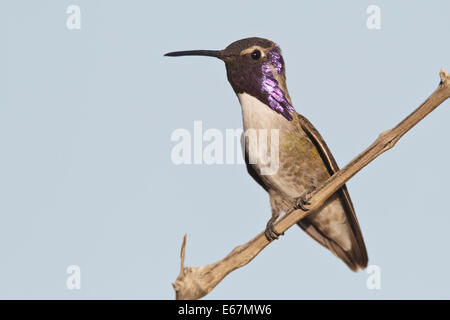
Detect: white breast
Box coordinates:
(237, 93, 286, 131)
(237, 93, 291, 177)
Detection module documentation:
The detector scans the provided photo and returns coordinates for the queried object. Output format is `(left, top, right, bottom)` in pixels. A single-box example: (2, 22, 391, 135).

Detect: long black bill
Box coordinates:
(164, 50, 223, 59)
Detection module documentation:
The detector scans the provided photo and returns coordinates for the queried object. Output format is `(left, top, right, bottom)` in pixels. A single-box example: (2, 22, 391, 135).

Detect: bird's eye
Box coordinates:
(251, 49, 261, 60)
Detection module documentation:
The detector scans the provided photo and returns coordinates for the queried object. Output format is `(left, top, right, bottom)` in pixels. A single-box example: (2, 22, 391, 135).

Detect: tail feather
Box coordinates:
(297, 207, 368, 272)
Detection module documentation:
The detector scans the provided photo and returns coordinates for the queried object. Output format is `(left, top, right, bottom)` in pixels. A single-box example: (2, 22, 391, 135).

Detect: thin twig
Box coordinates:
(179, 234, 186, 277)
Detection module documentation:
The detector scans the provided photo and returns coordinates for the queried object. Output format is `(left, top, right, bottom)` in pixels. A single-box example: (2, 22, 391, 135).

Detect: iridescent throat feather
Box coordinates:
(261, 46, 295, 121)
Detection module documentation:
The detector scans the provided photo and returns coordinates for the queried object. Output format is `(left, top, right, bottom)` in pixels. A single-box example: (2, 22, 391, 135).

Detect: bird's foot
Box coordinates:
(294, 194, 311, 211)
(265, 220, 283, 241)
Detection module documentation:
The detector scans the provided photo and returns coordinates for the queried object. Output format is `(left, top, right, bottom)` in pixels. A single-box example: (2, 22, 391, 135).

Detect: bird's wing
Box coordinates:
(241, 132, 269, 192)
(296, 113, 368, 271)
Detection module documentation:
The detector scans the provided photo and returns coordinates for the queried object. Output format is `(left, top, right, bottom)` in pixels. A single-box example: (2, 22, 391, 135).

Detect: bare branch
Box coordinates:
(173, 70, 450, 300)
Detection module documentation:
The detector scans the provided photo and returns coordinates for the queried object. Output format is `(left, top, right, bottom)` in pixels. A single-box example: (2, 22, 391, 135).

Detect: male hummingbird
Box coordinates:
(165, 37, 368, 271)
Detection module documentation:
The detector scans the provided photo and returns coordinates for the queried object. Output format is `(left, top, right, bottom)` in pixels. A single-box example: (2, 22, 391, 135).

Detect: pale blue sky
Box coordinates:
(1, 0, 450, 299)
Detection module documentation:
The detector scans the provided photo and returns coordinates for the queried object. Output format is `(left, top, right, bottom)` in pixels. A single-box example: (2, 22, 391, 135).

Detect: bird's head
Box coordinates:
(165, 37, 295, 120)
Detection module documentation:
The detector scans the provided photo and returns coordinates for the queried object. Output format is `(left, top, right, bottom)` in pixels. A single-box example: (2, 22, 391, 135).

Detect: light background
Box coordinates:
(1, 0, 450, 299)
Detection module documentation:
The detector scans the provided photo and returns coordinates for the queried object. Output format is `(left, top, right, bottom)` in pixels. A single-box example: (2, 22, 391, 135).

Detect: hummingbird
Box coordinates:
(165, 37, 368, 271)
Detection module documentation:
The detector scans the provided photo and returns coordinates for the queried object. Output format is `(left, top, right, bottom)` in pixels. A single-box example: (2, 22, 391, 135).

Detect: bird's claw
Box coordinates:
(265, 221, 283, 241)
(294, 194, 311, 211)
